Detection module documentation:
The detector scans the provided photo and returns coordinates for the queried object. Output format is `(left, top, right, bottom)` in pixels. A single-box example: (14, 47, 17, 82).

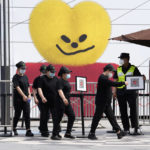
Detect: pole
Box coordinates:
(80, 93, 85, 135)
(76, 93, 87, 138)
(0, 0, 11, 137)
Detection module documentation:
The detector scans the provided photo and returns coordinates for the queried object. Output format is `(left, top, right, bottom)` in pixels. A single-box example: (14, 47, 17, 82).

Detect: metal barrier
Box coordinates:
(138, 80, 150, 125)
(30, 82, 97, 119)
(29, 81, 150, 125)
(0, 80, 13, 136)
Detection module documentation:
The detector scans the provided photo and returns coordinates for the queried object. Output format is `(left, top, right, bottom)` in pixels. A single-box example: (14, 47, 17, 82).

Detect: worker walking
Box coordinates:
(38, 64, 59, 139)
(32, 65, 50, 133)
(88, 64, 128, 140)
(55, 66, 76, 139)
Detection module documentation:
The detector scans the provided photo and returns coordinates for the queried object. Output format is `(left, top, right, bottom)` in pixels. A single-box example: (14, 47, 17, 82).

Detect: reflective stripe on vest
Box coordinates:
(117, 65, 136, 89)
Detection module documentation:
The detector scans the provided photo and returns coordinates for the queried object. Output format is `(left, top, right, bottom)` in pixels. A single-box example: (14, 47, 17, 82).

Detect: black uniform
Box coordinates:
(90, 74, 125, 133)
(56, 78, 75, 134)
(32, 76, 50, 131)
(12, 74, 30, 130)
(113, 63, 141, 131)
(32, 76, 42, 108)
(37, 75, 58, 135)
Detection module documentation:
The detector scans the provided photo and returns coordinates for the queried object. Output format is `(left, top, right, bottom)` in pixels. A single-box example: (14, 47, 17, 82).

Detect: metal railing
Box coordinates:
(29, 81, 150, 125)
(1, 80, 148, 127)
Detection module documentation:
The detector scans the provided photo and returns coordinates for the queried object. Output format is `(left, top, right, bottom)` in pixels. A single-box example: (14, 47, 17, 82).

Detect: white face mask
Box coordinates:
(49, 72, 55, 78)
(19, 69, 26, 74)
(108, 72, 113, 78)
(119, 59, 124, 65)
(66, 74, 71, 79)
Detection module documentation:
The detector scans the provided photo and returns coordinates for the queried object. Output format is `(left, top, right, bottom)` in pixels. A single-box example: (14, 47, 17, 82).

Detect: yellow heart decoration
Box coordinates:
(29, 0, 111, 66)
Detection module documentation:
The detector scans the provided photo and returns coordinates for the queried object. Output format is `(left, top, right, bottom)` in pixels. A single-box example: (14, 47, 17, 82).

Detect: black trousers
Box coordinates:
(40, 102, 58, 135)
(13, 98, 30, 130)
(56, 104, 75, 134)
(38, 101, 50, 131)
(117, 92, 138, 130)
(90, 102, 121, 133)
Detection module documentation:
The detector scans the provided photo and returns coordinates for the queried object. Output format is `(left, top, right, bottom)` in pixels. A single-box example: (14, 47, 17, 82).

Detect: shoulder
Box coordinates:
(12, 74, 18, 81)
(98, 74, 108, 81)
(12, 74, 18, 79)
(130, 65, 137, 70)
(33, 76, 41, 84)
(40, 75, 46, 80)
(57, 78, 64, 85)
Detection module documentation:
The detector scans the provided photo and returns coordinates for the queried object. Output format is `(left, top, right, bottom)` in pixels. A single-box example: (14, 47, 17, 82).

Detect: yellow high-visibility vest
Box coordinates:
(117, 65, 136, 89)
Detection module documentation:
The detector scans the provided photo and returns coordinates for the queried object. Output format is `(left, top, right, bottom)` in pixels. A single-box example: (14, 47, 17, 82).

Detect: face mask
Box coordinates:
(66, 74, 71, 79)
(19, 69, 26, 74)
(119, 59, 124, 65)
(108, 72, 113, 78)
(49, 72, 55, 78)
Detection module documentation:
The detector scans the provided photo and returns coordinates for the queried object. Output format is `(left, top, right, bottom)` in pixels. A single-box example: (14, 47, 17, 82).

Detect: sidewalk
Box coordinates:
(0, 119, 150, 150)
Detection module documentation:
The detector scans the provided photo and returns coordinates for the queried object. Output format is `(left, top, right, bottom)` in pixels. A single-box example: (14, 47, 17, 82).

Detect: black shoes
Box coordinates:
(41, 131, 49, 137)
(131, 128, 144, 136)
(58, 134, 62, 139)
(117, 131, 125, 139)
(26, 130, 34, 137)
(124, 130, 130, 136)
(88, 133, 98, 140)
(51, 135, 61, 140)
(64, 133, 75, 139)
(13, 129, 18, 136)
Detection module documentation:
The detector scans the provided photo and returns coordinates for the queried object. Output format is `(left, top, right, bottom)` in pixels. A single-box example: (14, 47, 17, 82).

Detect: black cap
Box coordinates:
(40, 65, 47, 73)
(118, 53, 130, 59)
(46, 64, 56, 73)
(58, 66, 72, 76)
(104, 64, 115, 72)
(16, 61, 26, 69)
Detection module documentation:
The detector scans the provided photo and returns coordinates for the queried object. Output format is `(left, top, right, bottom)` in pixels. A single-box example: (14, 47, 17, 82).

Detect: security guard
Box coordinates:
(38, 64, 60, 140)
(55, 66, 75, 139)
(113, 53, 142, 135)
(12, 61, 34, 136)
(32, 65, 50, 133)
(88, 64, 127, 140)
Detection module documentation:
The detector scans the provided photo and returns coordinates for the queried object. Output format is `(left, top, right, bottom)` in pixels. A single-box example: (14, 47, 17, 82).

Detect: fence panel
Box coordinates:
(29, 81, 150, 126)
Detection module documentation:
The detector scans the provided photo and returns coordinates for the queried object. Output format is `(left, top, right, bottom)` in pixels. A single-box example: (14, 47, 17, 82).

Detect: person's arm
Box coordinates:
(28, 87, 31, 99)
(13, 76, 28, 102)
(38, 88, 47, 103)
(105, 78, 126, 87)
(37, 77, 47, 103)
(134, 67, 141, 76)
(134, 67, 146, 80)
(16, 86, 28, 102)
(57, 79, 69, 106)
(112, 79, 118, 99)
(32, 78, 39, 104)
(58, 89, 69, 106)
(32, 88, 39, 104)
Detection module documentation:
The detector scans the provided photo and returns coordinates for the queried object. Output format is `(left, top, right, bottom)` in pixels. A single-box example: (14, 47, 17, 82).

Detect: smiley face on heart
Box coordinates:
(29, 0, 111, 66)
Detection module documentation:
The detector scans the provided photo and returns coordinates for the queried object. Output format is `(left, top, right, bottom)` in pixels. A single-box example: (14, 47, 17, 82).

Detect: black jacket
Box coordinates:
(95, 74, 125, 105)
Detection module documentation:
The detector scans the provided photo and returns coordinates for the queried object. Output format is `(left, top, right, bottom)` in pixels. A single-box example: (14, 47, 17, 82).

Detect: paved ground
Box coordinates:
(0, 120, 150, 150)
